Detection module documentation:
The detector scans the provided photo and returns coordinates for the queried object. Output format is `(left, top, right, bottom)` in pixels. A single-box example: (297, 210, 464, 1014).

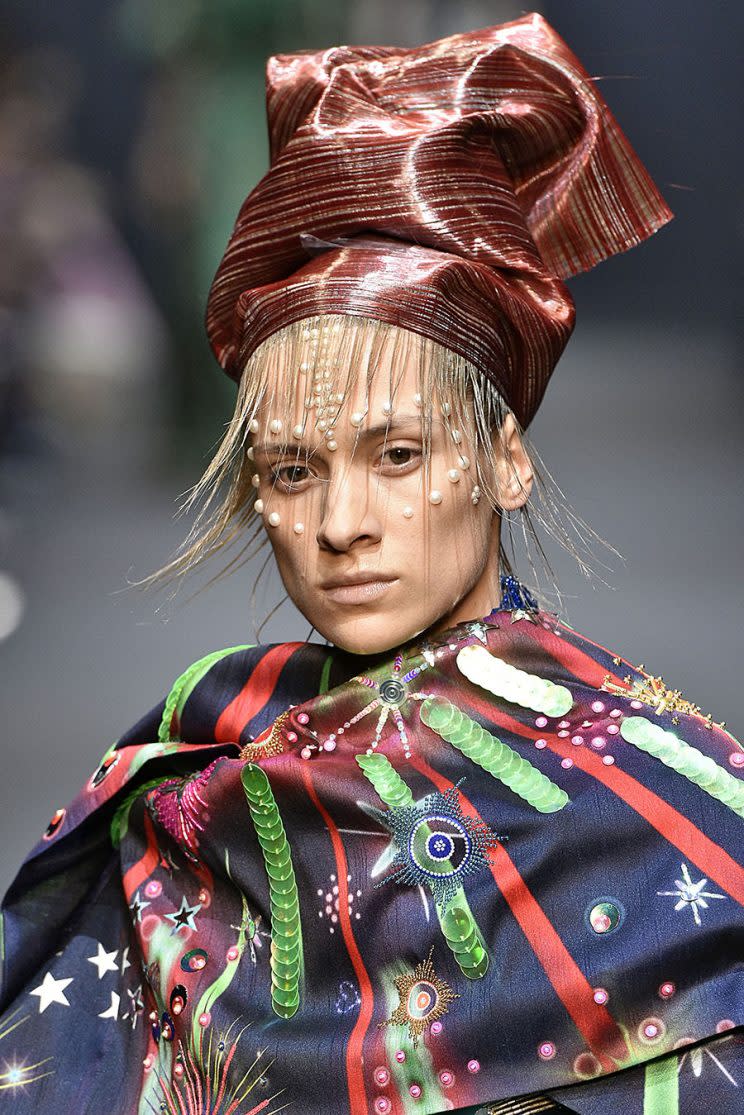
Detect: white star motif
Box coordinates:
(30, 971, 73, 1013)
(657, 862, 727, 926)
(87, 942, 119, 979)
(98, 991, 120, 1020)
(164, 895, 202, 935)
(120, 945, 131, 973)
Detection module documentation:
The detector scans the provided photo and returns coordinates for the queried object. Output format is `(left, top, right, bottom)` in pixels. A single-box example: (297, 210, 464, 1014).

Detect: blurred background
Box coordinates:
(0, 0, 741, 893)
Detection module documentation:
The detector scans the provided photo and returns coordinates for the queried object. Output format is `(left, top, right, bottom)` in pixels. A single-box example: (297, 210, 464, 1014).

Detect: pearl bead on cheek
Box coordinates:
(403, 506, 414, 519)
(269, 418, 283, 434)
(293, 522, 304, 535)
(268, 512, 281, 527)
(447, 468, 460, 483)
(254, 499, 264, 514)
(428, 490, 443, 505)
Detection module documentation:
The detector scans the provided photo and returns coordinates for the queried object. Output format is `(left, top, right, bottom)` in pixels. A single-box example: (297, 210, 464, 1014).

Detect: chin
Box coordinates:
(316, 609, 433, 657)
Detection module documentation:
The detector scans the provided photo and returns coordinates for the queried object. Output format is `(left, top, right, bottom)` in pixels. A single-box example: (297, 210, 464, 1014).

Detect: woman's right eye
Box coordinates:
(273, 464, 312, 490)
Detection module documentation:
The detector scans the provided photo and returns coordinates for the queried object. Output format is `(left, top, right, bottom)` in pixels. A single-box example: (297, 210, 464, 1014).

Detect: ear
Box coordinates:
(492, 412, 534, 510)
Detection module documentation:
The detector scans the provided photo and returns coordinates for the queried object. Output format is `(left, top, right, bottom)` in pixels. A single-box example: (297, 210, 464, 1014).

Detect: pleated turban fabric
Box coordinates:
(205, 11, 673, 427)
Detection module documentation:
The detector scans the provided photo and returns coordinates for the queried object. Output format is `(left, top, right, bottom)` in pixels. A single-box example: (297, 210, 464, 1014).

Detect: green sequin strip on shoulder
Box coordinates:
(420, 698, 569, 813)
(621, 716, 744, 819)
(241, 764, 303, 1018)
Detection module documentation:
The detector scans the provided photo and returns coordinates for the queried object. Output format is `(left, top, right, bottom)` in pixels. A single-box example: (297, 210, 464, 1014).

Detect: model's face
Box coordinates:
(250, 334, 529, 655)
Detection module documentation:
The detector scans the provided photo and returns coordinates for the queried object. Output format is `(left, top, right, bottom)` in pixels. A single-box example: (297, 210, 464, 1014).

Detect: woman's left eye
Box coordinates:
(274, 465, 311, 488)
(379, 446, 420, 469)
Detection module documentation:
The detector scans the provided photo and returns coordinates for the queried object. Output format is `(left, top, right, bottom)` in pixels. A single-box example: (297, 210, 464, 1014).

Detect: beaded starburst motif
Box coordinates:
(602, 670, 726, 729)
(381, 948, 459, 1047)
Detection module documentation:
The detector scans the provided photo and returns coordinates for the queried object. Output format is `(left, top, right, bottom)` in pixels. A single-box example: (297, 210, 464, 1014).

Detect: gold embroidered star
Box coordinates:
(380, 949, 459, 1046)
(601, 672, 724, 729)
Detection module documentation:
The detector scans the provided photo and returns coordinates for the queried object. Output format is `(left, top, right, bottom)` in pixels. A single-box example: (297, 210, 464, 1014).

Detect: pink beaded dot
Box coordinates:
(593, 988, 609, 1005)
(602, 755, 615, 765)
(538, 1041, 556, 1060)
(558, 720, 570, 729)
(439, 1070, 455, 1088)
(590, 736, 606, 749)
(717, 1019, 736, 1032)
(300, 746, 312, 760)
(297, 712, 309, 725)
(609, 709, 622, 718)
(375, 1099, 392, 1114)
(374, 1067, 390, 1086)
(226, 945, 239, 962)
(607, 724, 620, 735)
(467, 1059, 480, 1074)
(286, 730, 298, 744)
(198, 1012, 211, 1028)
(631, 700, 643, 709)
(144, 880, 162, 899)
(535, 716, 548, 728)
(557, 730, 570, 738)
(409, 1084, 422, 1099)
(535, 738, 547, 749)
(658, 981, 676, 999)
(174, 1063, 185, 1078)
(729, 752, 744, 768)
(638, 1017, 665, 1043)
(395, 1050, 406, 1064)
(571, 734, 584, 746)
(430, 1021, 443, 1035)
(561, 758, 574, 769)
(143, 1055, 153, 1071)
(591, 701, 605, 713)
(323, 740, 336, 752)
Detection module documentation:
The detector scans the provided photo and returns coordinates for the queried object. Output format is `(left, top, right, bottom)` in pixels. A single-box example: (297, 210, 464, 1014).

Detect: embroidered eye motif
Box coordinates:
(371, 783, 506, 909)
(380, 948, 459, 1047)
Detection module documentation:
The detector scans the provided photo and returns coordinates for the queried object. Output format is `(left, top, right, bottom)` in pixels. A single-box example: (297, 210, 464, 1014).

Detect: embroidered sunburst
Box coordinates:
(601, 671, 726, 729)
(369, 782, 506, 909)
(321, 652, 435, 760)
(381, 948, 459, 1047)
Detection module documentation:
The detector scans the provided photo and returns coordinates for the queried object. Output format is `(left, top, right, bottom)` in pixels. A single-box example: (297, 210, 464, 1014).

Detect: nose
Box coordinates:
(316, 463, 384, 553)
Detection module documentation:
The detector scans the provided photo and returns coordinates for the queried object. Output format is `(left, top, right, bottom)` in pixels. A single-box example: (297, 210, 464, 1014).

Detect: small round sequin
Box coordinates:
(226, 945, 240, 962)
(395, 1050, 406, 1064)
(409, 1084, 422, 1099)
(590, 736, 606, 749)
(144, 880, 162, 899)
(430, 1021, 443, 1035)
(607, 724, 620, 735)
(638, 1017, 665, 1044)
(586, 898, 624, 936)
(535, 738, 547, 749)
(43, 808, 65, 840)
(297, 712, 310, 725)
(181, 948, 208, 973)
(717, 1019, 736, 1032)
(630, 700, 643, 709)
(535, 716, 548, 727)
(373, 1067, 390, 1087)
(300, 746, 313, 760)
(439, 1070, 455, 1088)
(571, 734, 583, 746)
(609, 709, 622, 718)
(560, 758, 573, 769)
(557, 730, 570, 738)
(728, 752, 744, 769)
(591, 701, 605, 713)
(538, 1041, 556, 1060)
(658, 981, 676, 999)
(173, 1063, 185, 1079)
(467, 1059, 480, 1073)
(374, 1100, 391, 1115)
(602, 755, 615, 765)
(592, 987, 609, 1005)
(198, 1011, 211, 1028)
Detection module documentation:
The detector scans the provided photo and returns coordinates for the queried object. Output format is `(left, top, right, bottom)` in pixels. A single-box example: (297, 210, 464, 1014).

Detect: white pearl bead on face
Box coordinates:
(350, 411, 365, 427)
(293, 522, 304, 535)
(249, 419, 259, 433)
(451, 429, 462, 444)
(246, 446, 255, 460)
(413, 393, 422, 407)
(447, 468, 460, 483)
(269, 418, 283, 434)
(251, 473, 260, 488)
(327, 440, 338, 451)
(268, 511, 281, 527)
(441, 401, 451, 416)
(428, 490, 443, 505)
(459, 455, 470, 469)
(292, 424, 304, 439)
(381, 402, 393, 417)
(403, 506, 414, 519)
(254, 499, 264, 514)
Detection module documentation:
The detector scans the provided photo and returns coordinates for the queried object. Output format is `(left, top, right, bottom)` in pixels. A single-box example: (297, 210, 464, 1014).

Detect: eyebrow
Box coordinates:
(251, 414, 430, 456)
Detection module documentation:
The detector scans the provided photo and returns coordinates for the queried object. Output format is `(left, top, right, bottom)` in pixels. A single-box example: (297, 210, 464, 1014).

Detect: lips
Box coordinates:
(320, 572, 397, 590)
(320, 575, 398, 605)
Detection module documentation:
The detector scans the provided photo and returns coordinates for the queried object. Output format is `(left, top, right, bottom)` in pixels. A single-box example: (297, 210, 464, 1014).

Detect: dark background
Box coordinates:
(0, 1, 742, 893)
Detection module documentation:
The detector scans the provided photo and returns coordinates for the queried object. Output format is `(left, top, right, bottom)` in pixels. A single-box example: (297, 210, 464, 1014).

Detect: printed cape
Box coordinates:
(1, 597, 743, 1114)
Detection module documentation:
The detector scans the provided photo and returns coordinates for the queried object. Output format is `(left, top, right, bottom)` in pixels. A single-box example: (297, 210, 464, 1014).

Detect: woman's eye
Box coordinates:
(379, 446, 420, 469)
(274, 464, 311, 488)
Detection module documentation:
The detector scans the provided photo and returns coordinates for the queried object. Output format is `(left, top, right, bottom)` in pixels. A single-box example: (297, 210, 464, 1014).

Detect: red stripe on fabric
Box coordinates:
(501, 621, 624, 692)
(457, 691, 744, 907)
(214, 644, 302, 743)
(301, 764, 373, 1115)
(122, 811, 160, 900)
(407, 754, 629, 1070)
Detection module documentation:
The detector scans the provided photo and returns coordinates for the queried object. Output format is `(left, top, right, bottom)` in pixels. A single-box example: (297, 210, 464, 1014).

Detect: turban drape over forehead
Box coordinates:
(205, 11, 673, 427)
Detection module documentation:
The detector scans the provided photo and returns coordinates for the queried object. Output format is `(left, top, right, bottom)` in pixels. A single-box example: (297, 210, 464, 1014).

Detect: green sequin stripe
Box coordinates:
(620, 716, 744, 819)
(420, 698, 569, 814)
(158, 644, 255, 743)
(457, 644, 574, 718)
(241, 764, 303, 1018)
(356, 752, 489, 979)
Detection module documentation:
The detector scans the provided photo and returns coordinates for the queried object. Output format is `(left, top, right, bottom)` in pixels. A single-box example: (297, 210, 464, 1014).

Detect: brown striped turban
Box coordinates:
(205, 11, 672, 428)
